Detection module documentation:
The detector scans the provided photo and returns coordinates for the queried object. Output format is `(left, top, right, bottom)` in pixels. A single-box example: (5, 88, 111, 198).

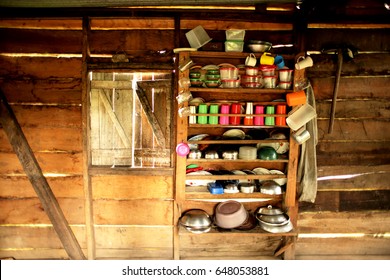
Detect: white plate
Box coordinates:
(269, 169, 287, 186)
(252, 167, 270, 175)
(188, 134, 209, 150)
(189, 97, 205, 105)
(201, 64, 219, 70)
(186, 171, 215, 186)
(222, 129, 245, 139)
(231, 170, 252, 184)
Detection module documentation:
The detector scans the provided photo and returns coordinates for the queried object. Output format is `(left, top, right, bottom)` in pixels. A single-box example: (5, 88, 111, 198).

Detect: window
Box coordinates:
(89, 71, 172, 168)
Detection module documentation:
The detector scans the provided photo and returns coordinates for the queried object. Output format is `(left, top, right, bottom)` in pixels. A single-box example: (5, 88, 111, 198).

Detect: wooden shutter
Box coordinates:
(89, 72, 171, 167)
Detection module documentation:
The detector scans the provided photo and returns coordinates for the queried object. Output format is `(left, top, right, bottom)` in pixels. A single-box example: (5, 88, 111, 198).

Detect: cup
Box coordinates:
(263, 75, 277, 88)
(244, 102, 253, 126)
(286, 103, 317, 131)
(260, 52, 274, 65)
(275, 105, 286, 126)
(279, 69, 293, 82)
(245, 53, 257, 67)
(230, 103, 241, 125)
(254, 105, 264, 126)
(295, 56, 313, 70)
(278, 81, 292, 89)
(274, 55, 285, 69)
(292, 127, 311, 144)
(219, 104, 230, 125)
(208, 104, 219, 124)
(265, 106, 275, 126)
(286, 90, 306, 106)
(189, 106, 197, 124)
(197, 104, 208, 124)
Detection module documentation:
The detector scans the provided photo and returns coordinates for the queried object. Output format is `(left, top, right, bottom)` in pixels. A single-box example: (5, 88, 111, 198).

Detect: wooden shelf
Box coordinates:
(186, 159, 288, 165)
(179, 225, 298, 237)
(189, 87, 292, 94)
(188, 51, 295, 61)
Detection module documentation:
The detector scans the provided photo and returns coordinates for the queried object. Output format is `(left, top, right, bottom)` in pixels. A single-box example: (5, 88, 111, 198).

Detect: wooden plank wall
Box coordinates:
(0, 18, 176, 260)
(0, 14, 389, 260)
(295, 24, 390, 259)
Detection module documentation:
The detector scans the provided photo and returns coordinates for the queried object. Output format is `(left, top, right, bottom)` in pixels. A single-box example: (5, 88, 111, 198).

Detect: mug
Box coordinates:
(260, 52, 274, 65)
(230, 103, 241, 125)
(219, 104, 230, 125)
(265, 106, 275, 126)
(254, 105, 264, 126)
(286, 103, 316, 131)
(245, 53, 257, 67)
(295, 56, 313, 70)
(197, 104, 208, 124)
(208, 104, 219, 124)
(244, 102, 253, 126)
(189, 106, 197, 124)
(286, 90, 306, 106)
(292, 127, 311, 144)
(274, 55, 285, 69)
(279, 69, 293, 82)
(275, 105, 286, 126)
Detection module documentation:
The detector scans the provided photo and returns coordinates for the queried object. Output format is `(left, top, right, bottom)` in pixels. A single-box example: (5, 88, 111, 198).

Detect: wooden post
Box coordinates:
(82, 16, 96, 260)
(0, 89, 86, 260)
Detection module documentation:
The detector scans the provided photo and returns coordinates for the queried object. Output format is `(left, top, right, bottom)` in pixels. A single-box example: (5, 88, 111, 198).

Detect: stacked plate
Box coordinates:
(239, 146, 257, 160)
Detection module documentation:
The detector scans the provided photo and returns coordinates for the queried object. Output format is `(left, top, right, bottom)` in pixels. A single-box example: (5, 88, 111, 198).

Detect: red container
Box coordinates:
(230, 103, 241, 125)
(275, 105, 287, 126)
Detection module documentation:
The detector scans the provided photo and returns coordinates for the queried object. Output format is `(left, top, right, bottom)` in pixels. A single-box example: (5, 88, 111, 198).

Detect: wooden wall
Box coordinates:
(295, 23, 390, 259)
(0, 7, 389, 260)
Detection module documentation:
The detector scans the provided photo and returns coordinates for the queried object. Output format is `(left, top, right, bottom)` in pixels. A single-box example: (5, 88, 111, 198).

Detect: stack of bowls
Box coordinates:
(204, 69, 221, 88)
(256, 205, 293, 233)
(179, 209, 212, 233)
(189, 70, 203, 87)
(214, 200, 248, 229)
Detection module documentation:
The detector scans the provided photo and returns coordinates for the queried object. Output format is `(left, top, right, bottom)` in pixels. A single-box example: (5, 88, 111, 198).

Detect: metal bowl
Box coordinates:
(260, 180, 282, 195)
(179, 209, 212, 229)
(247, 41, 272, 52)
(258, 220, 293, 233)
(256, 213, 290, 226)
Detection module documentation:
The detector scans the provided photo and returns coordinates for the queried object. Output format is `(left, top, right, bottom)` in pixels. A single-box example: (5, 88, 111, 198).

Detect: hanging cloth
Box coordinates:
(297, 82, 318, 203)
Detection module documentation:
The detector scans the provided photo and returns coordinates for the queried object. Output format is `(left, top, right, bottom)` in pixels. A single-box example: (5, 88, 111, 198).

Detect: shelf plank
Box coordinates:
(185, 192, 282, 200)
(186, 160, 288, 165)
(185, 174, 286, 180)
(187, 139, 288, 144)
(179, 225, 298, 237)
(189, 87, 292, 94)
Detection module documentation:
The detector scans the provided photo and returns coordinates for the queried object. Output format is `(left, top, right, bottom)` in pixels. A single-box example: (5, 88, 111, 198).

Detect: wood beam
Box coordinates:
(0, 89, 86, 260)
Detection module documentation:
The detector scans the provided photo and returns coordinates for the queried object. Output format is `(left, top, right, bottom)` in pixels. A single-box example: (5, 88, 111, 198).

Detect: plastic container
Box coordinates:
(225, 40, 244, 52)
(286, 90, 306, 106)
(220, 67, 238, 80)
(286, 103, 317, 131)
(185, 25, 212, 49)
(226, 29, 245, 41)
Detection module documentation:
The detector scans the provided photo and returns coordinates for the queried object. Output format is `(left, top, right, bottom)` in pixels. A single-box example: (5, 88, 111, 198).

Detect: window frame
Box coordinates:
(86, 68, 175, 175)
